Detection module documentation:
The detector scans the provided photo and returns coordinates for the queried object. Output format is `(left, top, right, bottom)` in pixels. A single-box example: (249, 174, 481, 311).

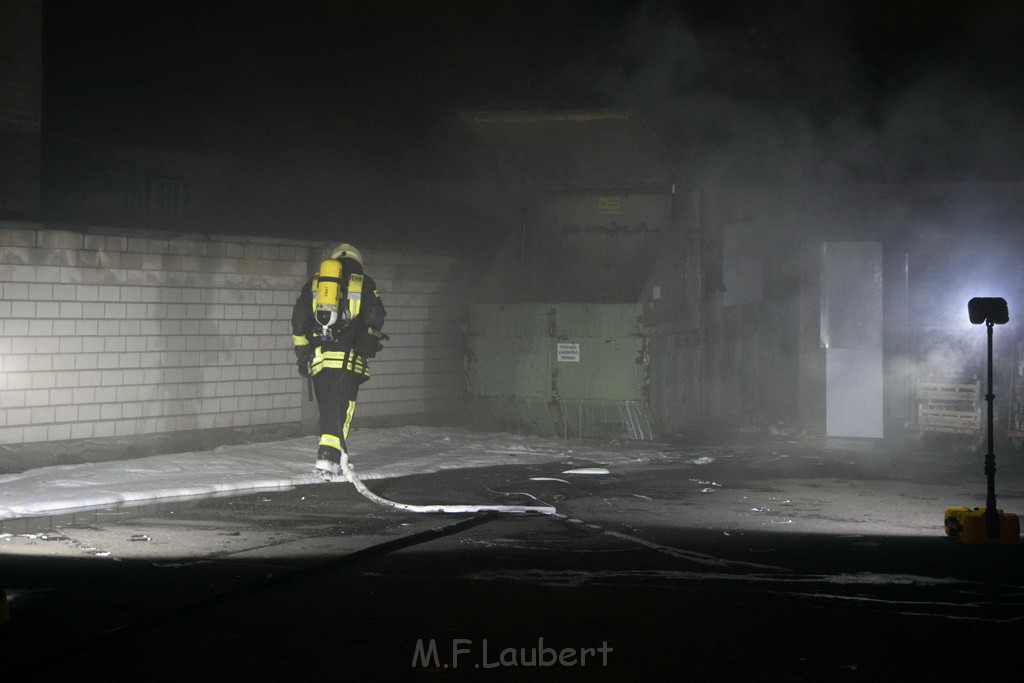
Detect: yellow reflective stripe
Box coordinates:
(310, 350, 369, 376)
(347, 274, 363, 319)
(342, 400, 356, 441)
(319, 434, 341, 450)
(312, 359, 369, 375)
(316, 350, 367, 363)
(293, 335, 309, 346)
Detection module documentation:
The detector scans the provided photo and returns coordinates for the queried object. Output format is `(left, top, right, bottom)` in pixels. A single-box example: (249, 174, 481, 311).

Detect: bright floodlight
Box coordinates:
(967, 297, 1009, 325)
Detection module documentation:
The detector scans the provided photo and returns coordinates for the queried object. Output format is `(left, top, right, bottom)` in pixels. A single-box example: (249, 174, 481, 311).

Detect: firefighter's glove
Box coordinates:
(294, 346, 314, 378)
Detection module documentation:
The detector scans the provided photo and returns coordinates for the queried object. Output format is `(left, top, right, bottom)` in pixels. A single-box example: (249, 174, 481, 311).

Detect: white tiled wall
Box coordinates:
(0, 223, 474, 455)
(352, 247, 472, 420)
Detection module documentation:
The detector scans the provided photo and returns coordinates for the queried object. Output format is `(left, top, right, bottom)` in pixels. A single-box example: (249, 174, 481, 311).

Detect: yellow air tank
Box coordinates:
(315, 258, 343, 329)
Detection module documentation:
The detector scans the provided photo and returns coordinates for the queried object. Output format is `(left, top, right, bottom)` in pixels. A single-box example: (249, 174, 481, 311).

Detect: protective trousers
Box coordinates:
(313, 368, 361, 454)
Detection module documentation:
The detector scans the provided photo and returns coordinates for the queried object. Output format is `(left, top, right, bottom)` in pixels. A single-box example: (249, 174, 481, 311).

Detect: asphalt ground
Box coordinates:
(2, 434, 1023, 681)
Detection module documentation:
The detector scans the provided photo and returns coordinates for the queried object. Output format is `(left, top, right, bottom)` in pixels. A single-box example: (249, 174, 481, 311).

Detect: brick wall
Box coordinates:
(0, 222, 475, 466)
(0, 0, 42, 219)
(355, 248, 472, 420)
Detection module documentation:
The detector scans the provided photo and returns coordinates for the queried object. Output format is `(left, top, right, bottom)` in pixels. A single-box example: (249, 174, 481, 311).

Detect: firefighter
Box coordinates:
(291, 243, 387, 479)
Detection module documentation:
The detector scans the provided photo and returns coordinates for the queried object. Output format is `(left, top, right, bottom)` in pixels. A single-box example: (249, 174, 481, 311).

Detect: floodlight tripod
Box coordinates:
(982, 318, 1000, 537)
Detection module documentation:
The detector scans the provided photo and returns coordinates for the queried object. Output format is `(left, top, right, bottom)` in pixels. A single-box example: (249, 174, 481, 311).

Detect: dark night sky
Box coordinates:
(42, 1, 1024, 193)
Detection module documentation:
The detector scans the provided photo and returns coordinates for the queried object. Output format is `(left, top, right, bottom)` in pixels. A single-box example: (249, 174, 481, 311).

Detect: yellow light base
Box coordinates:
(944, 506, 1020, 545)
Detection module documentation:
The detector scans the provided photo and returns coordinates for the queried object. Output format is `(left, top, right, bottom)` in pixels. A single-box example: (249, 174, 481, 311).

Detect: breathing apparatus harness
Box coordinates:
(313, 257, 362, 343)
(299, 257, 387, 386)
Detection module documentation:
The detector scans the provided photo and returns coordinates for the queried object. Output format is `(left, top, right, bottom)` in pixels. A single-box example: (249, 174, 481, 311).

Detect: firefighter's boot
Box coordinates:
(314, 446, 342, 480)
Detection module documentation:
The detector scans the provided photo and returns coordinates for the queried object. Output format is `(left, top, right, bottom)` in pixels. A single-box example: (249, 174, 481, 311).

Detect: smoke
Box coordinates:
(908, 227, 1024, 329)
(571, 2, 1024, 186)
(879, 71, 1024, 181)
(556, 2, 1024, 437)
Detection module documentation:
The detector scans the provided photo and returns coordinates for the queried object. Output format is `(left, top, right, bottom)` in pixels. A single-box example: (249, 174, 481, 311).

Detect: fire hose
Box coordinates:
(339, 449, 558, 516)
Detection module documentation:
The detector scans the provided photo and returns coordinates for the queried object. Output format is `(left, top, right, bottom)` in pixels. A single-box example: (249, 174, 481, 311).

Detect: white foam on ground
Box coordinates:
(0, 426, 683, 520)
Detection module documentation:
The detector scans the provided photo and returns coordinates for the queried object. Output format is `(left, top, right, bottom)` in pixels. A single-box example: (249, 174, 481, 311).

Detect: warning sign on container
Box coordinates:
(598, 196, 621, 214)
(557, 342, 580, 362)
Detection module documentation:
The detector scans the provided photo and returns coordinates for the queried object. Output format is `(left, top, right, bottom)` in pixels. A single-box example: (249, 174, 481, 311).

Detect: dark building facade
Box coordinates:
(0, 0, 42, 221)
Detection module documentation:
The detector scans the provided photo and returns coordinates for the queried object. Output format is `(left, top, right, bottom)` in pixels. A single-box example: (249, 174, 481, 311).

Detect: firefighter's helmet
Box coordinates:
(330, 243, 363, 265)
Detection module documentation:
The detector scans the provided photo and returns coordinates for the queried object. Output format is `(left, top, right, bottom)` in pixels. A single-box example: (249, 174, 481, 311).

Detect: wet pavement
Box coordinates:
(1, 431, 1023, 680)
